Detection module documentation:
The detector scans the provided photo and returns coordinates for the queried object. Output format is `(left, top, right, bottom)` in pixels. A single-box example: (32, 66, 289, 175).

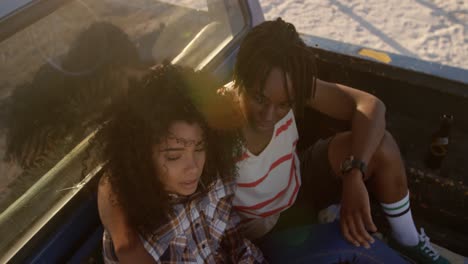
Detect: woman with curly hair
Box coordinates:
(95, 64, 264, 263)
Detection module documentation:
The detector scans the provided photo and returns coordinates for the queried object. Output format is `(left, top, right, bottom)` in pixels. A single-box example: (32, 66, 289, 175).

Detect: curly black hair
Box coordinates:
(95, 64, 241, 234)
(233, 18, 318, 119)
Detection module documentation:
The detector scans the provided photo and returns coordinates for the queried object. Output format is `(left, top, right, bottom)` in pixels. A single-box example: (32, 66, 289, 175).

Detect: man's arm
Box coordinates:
(98, 177, 155, 264)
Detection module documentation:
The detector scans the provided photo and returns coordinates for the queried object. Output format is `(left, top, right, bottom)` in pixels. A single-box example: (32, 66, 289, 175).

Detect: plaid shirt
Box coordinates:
(102, 178, 264, 263)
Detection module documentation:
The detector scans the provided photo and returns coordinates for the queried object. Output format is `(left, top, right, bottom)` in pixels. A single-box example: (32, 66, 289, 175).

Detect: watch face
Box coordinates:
(340, 156, 366, 178)
(340, 158, 353, 173)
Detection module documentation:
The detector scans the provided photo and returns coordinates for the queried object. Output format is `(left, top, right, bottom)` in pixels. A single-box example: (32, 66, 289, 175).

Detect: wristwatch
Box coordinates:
(340, 155, 367, 180)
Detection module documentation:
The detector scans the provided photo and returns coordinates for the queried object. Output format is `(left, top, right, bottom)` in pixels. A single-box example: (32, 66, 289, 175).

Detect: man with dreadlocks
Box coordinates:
(227, 18, 449, 264)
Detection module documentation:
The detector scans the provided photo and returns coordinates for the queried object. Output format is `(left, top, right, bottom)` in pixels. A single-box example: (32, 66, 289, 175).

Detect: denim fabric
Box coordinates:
(259, 221, 410, 264)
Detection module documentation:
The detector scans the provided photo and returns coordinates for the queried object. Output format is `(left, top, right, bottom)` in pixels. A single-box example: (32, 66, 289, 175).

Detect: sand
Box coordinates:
(259, 0, 467, 70)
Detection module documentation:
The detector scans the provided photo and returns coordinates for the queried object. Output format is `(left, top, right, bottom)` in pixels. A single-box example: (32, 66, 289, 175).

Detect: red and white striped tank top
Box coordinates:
(233, 109, 301, 239)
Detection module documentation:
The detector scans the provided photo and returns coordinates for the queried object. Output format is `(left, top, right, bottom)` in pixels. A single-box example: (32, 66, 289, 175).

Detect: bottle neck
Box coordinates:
(436, 115, 453, 137)
(438, 123, 451, 136)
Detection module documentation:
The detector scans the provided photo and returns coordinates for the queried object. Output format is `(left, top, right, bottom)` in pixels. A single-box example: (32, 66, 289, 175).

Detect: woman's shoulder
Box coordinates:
(97, 174, 114, 211)
(97, 173, 121, 208)
(98, 174, 141, 252)
(97, 175, 129, 231)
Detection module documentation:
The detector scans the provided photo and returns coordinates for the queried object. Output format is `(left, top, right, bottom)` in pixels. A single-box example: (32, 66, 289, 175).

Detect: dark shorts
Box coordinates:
(297, 137, 342, 211)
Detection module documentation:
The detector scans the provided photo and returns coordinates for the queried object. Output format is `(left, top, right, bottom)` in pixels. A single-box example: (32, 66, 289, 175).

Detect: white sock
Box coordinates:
(381, 192, 419, 246)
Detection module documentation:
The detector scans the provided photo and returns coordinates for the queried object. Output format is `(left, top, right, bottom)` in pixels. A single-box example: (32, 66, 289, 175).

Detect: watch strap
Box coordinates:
(340, 156, 368, 180)
(351, 159, 367, 180)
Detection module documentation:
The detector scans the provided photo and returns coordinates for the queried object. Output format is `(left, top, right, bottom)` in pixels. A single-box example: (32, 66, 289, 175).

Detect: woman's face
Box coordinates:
(239, 67, 294, 133)
(153, 121, 206, 196)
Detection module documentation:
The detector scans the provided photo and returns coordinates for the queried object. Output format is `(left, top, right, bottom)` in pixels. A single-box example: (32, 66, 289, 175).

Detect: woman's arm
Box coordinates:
(307, 78, 386, 166)
(97, 177, 155, 264)
(307, 79, 386, 246)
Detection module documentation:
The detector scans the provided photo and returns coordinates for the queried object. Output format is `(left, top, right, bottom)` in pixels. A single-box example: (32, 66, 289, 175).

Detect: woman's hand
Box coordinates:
(340, 170, 378, 248)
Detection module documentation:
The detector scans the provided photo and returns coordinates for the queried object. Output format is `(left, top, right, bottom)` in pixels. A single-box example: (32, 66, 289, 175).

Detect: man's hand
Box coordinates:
(340, 170, 378, 248)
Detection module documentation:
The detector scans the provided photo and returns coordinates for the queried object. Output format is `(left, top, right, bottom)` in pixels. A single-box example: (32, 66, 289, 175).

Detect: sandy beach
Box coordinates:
(259, 0, 467, 70)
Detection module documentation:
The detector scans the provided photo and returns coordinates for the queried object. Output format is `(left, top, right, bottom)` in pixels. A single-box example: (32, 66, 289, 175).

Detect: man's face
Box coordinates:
(240, 67, 294, 133)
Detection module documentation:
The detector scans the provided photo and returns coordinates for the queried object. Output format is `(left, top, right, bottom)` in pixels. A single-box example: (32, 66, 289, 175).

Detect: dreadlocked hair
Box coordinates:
(94, 63, 241, 234)
(233, 17, 318, 119)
